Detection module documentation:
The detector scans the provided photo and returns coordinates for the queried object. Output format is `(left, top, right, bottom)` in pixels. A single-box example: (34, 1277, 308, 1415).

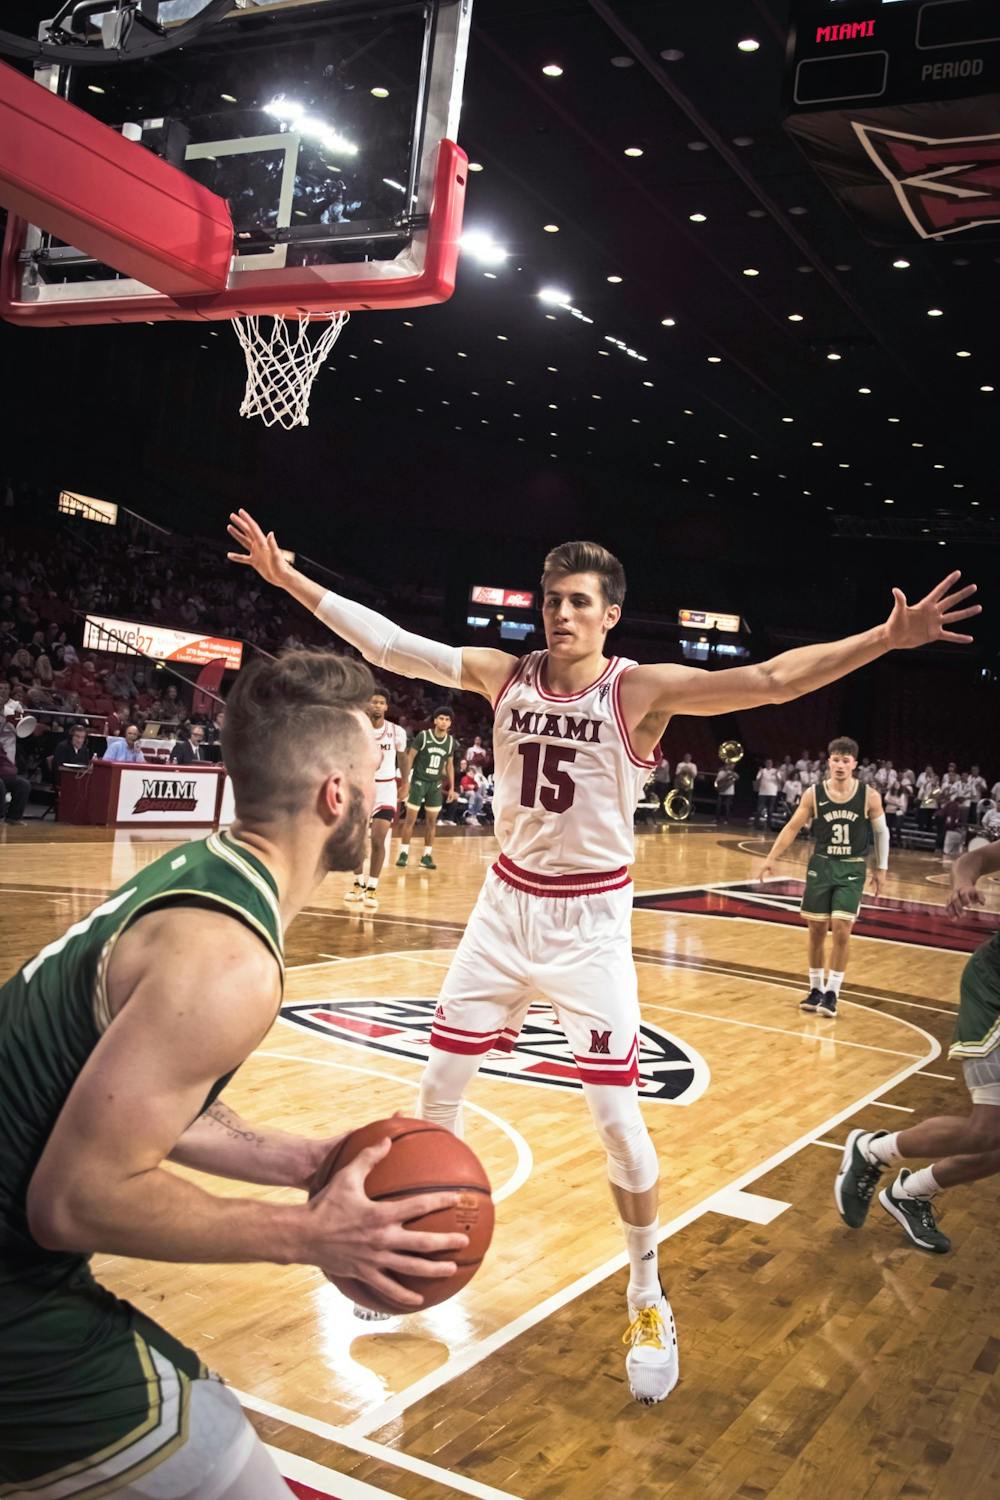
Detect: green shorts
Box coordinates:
(950, 934, 1000, 1065)
(800, 855, 866, 922)
(0, 1257, 207, 1494)
(407, 778, 443, 811)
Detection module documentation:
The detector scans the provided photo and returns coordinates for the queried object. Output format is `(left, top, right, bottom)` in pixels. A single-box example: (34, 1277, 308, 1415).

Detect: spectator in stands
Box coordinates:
(103, 724, 145, 763)
(884, 781, 908, 846)
(170, 725, 208, 765)
(982, 803, 1000, 840)
(875, 759, 895, 791)
(650, 753, 672, 817)
(754, 759, 780, 829)
(966, 764, 988, 809)
(794, 749, 811, 777)
(782, 768, 803, 812)
(714, 762, 737, 825)
(104, 663, 134, 700)
(857, 758, 875, 785)
(940, 763, 961, 801)
(0, 738, 30, 825)
(0, 678, 27, 766)
(941, 792, 967, 857)
(152, 683, 184, 723)
(465, 735, 488, 770)
(52, 724, 93, 781)
(675, 752, 698, 790)
(461, 762, 486, 826)
(917, 771, 941, 831)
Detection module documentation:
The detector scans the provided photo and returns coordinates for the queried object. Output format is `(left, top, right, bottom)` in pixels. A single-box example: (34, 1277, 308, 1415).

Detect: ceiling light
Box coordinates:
(827, 352, 841, 360)
(543, 223, 560, 233)
(683, 409, 693, 415)
(264, 98, 358, 156)
(547, 366, 558, 372)
(220, 93, 237, 103)
(687, 141, 709, 152)
(788, 205, 808, 215)
(981, 384, 995, 392)
(858, 387, 872, 394)
(403, 320, 413, 327)
(370, 87, 389, 98)
(607, 275, 623, 283)
(912, 442, 924, 448)
(812, 440, 823, 447)
(742, 267, 759, 277)
(538, 287, 572, 306)
(643, 380, 654, 387)
(497, 334, 508, 341)
(461, 230, 508, 266)
(733, 136, 754, 147)
(624, 146, 644, 158)
(927, 308, 943, 317)
(892, 258, 910, 269)
(884, 498, 894, 505)
(661, 317, 676, 327)
(782, 416, 794, 423)
(87, 84, 106, 94)
(788, 313, 804, 322)
(468, 161, 484, 172)
(887, 416, 900, 423)
(956, 350, 972, 357)
(933, 463, 945, 469)
(737, 38, 761, 52)
(660, 48, 684, 61)
(542, 63, 563, 77)
(707, 355, 721, 363)
(611, 55, 634, 68)
(689, 212, 707, 223)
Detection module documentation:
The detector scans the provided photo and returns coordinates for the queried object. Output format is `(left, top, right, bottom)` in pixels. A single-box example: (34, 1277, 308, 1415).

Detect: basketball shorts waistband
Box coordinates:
(492, 853, 631, 898)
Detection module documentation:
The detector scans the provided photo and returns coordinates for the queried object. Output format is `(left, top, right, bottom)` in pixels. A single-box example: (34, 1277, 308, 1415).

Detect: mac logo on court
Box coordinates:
(280, 998, 709, 1103)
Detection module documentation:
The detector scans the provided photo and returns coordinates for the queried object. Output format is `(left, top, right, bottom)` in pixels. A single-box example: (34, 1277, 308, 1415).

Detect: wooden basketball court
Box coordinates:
(3, 821, 999, 1500)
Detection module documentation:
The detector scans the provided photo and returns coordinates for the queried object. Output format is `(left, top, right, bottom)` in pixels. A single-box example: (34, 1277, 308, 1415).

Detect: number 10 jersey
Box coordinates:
(491, 652, 654, 878)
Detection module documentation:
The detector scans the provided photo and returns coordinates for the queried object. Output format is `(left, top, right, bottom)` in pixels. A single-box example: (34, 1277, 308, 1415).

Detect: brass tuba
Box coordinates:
(718, 740, 743, 766)
(664, 787, 692, 821)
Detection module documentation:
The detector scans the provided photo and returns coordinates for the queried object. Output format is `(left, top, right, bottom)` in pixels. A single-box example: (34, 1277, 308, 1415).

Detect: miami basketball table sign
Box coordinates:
(0, 0, 472, 424)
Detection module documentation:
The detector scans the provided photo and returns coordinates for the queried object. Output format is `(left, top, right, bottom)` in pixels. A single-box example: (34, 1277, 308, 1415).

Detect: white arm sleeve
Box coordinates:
(871, 814, 889, 870)
(314, 590, 463, 690)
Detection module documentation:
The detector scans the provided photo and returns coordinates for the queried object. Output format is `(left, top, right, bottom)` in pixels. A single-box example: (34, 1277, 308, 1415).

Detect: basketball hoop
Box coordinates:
(232, 310, 350, 430)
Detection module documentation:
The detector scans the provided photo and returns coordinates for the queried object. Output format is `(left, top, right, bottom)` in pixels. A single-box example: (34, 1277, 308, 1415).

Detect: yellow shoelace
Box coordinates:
(622, 1306, 665, 1350)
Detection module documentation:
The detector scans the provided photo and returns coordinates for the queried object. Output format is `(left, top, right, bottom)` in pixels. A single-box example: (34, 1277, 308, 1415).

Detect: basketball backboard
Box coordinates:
(1, 0, 471, 324)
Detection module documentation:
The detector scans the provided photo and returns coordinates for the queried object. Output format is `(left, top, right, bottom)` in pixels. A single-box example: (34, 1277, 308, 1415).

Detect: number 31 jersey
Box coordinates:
(491, 652, 654, 876)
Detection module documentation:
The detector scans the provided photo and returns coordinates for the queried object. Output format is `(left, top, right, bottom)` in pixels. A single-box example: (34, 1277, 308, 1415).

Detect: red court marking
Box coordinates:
(286, 1482, 340, 1499)
(312, 1012, 400, 1038)
(526, 1061, 581, 1080)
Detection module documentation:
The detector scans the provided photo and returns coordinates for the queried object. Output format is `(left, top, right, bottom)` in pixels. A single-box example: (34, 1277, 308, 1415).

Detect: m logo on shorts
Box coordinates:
(590, 1029, 611, 1054)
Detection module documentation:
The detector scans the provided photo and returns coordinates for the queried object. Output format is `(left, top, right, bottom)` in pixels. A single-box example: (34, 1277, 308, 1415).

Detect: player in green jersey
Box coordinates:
(0, 650, 467, 1499)
(835, 839, 1000, 1254)
(760, 735, 889, 1019)
(396, 708, 457, 871)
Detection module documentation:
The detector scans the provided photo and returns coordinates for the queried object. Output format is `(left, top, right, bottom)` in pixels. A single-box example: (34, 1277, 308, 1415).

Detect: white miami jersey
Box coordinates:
(373, 718, 407, 811)
(491, 652, 654, 880)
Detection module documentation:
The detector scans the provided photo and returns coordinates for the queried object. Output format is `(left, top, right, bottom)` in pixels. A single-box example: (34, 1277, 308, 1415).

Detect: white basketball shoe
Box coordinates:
(623, 1290, 679, 1405)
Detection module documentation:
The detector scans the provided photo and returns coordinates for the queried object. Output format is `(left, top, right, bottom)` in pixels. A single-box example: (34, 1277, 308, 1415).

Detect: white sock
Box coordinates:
(809, 968, 824, 992)
(353, 875, 366, 889)
(898, 1165, 941, 1199)
(400, 843, 409, 856)
(827, 970, 845, 997)
(367, 876, 379, 891)
(624, 1219, 661, 1307)
(864, 1130, 904, 1167)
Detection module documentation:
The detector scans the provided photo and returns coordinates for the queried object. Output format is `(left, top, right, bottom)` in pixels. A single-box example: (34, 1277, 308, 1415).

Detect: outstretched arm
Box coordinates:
(759, 788, 815, 879)
(226, 510, 514, 703)
(621, 572, 979, 722)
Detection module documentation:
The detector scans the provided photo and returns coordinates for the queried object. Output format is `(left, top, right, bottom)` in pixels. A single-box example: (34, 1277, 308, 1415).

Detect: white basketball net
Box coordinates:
(233, 310, 350, 429)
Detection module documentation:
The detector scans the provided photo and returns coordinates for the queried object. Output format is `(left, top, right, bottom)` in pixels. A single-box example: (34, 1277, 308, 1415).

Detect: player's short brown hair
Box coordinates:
(224, 648, 374, 819)
(541, 540, 626, 609)
(828, 736, 859, 759)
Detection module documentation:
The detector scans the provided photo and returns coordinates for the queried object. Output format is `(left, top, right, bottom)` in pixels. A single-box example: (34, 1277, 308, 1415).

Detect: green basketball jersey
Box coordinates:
(0, 830, 284, 1276)
(409, 729, 454, 785)
(812, 778, 870, 859)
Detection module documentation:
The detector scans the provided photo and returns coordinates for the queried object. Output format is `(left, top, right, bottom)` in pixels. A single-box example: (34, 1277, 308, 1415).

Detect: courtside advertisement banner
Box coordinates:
(83, 614, 244, 669)
(470, 584, 536, 610)
(113, 765, 222, 824)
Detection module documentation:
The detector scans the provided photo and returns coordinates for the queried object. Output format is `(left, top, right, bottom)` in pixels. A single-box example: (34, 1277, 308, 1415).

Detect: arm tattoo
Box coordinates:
(204, 1101, 262, 1146)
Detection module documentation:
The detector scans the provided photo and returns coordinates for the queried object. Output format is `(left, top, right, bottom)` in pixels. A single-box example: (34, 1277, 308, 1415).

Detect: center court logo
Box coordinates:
(280, 997, 709, 1103)
(132, 778, 198, 814)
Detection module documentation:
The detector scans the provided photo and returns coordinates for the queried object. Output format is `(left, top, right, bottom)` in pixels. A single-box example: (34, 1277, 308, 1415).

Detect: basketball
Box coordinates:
(312, 1117, 494, 1314)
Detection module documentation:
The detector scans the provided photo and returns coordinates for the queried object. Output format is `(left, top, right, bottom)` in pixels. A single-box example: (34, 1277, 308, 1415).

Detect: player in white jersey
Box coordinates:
(228, 510, 979, 1405)
(345, 684, 408, 913)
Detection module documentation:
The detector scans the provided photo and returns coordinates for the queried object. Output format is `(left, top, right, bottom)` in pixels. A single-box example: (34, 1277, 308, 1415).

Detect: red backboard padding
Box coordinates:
(0, 58, 233, 297)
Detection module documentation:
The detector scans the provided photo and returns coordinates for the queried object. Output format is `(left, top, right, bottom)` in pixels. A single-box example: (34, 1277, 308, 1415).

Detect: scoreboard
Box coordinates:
(787, 0, 1000, 109)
